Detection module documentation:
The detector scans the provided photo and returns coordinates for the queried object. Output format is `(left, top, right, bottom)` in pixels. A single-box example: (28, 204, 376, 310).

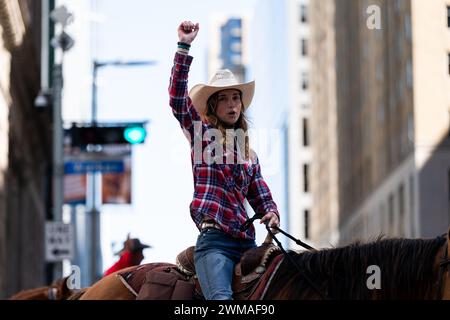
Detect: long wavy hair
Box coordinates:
(204, 91, 250, 161)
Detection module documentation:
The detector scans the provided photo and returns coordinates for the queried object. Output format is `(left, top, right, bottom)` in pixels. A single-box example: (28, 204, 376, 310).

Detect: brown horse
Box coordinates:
(9, 276, 75, 300)
(70, 228, 450, 300)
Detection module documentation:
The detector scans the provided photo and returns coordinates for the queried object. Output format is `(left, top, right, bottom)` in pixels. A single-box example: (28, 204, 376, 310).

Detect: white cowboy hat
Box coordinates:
(189, 69, 255, 116)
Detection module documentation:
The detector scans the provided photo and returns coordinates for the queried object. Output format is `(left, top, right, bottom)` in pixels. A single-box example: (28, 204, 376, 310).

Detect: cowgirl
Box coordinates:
(169, 21, 280, 300)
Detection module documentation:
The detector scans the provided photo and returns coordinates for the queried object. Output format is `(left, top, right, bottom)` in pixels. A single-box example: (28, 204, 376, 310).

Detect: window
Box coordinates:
(301, 72, 309, 91)
(448, 53, 450, 75)
(388, 193, 394, 235)
(448, 169, 450, 201)
(448, 110, 450, 138)
(303, 163, 310, 193)
(231, 42, 241, 52)
(409, 174, 415, 237)
(304, 210, 310, 239)
(404, 14, 412, 41)
(407, 112, 414, 144)
(447, 6, 450, 28)
(303, 117, 310, 146)
(231, 27, 241, 37)
(379, 203, 386, 232)
(406, 59, 413, 88)
(300, 4, 308, 24)
(231, 54, 241, 65)
(398, 184, 404, 235)
(301, 38, 308, 56)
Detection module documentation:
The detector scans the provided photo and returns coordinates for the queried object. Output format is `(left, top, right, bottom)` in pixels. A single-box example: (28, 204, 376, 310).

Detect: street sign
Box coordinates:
(64, 160, 124, 174)
(45, 222, 74, 262)
(64, 174, 87, 205)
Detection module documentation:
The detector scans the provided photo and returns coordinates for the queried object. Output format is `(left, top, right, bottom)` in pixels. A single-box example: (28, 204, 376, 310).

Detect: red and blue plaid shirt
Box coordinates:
(168, 52, 279, 240)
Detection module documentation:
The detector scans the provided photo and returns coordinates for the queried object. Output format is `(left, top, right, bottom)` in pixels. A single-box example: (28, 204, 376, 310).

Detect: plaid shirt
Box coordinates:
(168, 52, 279, 240)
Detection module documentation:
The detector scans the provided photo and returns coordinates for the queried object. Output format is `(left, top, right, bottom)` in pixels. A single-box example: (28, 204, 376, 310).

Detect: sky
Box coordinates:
(70, 0, 270, 268)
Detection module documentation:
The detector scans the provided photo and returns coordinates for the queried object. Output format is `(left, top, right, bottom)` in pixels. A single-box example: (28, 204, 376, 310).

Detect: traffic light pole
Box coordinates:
(87, 61, 102, 284)
(87, 60, 156, 284)
(48, 4, 75, 284)
(51, 63, 64, 282)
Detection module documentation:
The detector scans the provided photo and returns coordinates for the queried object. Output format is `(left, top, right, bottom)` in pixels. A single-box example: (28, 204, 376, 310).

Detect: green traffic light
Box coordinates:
(123, 126, 146, 144)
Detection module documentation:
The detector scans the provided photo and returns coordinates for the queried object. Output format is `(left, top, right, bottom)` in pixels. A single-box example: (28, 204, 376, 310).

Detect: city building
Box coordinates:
(285, 0, 317, 246)
(309, 0, 450, 246)
(0, 0, 53, 298)
(208, 16, 249, 82)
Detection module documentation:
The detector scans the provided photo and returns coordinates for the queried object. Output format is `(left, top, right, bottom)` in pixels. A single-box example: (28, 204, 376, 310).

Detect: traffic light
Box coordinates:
(68, 123, 147, 147)
(123, 126, 146, 144)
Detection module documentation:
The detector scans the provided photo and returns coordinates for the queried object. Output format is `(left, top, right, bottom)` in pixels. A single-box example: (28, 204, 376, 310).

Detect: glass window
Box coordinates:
(231, 54, 241, 65)
(303, 163, 309, 193)
(300, 4, 308, 23)
(398, 184, 404, 235)
(303, 117, 310, 146)
(301, 38, 308, 56)
(388, 193, 394, 235)
(447, 6, 450, 28)
(404, 14, 412, 41)
(301, 72, 309, 91)
(409, 174, 415, 237)
(304, 209, 310, 239)
(406, 59, 413, 88)
(448, 169, 450, 201)
(448, 53, 450, 75)
(231, 42, 241, 52)
(231, 27, 241, 37)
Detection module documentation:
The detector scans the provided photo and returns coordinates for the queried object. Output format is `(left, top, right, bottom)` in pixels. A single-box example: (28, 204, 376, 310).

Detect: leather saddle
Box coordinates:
(176, 241, 282, 300)
(117, 237, 283, 300)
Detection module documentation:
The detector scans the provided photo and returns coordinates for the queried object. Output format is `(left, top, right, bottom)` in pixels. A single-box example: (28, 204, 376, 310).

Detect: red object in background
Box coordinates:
(103, 251, 133, 276)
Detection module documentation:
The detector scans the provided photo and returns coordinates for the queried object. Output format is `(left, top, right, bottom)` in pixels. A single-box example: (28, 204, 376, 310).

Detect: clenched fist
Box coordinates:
(178, 21, 199, 45)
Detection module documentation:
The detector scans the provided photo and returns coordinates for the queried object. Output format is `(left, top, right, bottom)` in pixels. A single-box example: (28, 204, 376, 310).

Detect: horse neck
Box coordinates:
(264, 237, 445, 300)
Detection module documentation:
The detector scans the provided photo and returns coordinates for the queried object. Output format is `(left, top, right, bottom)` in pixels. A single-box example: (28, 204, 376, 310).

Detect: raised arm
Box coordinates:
(168, 21, 201, 133)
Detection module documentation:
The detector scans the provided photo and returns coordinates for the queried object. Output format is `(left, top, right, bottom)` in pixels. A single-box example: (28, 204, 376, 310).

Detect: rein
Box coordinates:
(241, 216, 331, 300)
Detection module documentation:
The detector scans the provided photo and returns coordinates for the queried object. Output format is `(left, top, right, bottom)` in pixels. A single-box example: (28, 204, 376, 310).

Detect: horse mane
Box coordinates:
(265, 235, 446, 300)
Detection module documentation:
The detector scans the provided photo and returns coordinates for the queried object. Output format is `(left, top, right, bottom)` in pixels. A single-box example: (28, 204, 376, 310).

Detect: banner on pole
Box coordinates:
(102, 155, 132, 204)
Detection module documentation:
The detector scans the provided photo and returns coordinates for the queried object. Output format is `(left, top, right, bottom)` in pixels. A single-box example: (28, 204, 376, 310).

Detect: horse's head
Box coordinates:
(9, 276, 74, 300)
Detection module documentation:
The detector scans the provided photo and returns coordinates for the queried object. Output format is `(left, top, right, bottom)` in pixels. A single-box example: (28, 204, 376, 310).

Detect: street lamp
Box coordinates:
(42, 4, 75, 283)
(91, 60, 157, 124)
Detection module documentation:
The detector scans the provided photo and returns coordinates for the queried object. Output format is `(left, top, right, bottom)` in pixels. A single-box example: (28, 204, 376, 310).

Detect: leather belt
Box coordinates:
(201, 221, 222, 231)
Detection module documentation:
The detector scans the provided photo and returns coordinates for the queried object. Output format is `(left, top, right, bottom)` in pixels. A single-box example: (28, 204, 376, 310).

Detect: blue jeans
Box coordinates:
(194, 228, 257, 300)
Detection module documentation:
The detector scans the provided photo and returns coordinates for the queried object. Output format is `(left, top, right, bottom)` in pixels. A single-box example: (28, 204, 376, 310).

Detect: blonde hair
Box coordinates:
(204, 91, 250, 161)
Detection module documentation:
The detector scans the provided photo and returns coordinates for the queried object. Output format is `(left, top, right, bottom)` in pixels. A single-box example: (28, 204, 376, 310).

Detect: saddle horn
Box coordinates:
(263, 232, 273, 245)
